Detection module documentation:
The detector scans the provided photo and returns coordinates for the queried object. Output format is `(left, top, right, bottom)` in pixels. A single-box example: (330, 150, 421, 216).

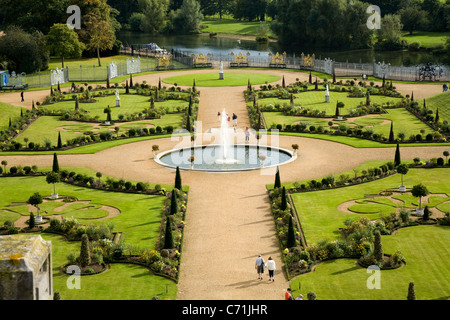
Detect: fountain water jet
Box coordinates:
(215, 109, 239, 165)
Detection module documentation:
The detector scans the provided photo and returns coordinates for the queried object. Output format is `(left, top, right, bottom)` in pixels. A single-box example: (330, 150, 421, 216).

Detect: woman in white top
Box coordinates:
(265, 257, 276, 282)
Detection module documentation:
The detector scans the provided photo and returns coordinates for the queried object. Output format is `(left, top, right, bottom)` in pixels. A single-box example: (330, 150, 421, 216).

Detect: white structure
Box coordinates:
(126, 56, 141, 74)
(50, 68, 65, 86)
(115, 89, 120, 107)
(0, 235, 53, 300)
(325, 84, 330, 103)
(108, 62, 118, 80)
(219, 61, 224, 80)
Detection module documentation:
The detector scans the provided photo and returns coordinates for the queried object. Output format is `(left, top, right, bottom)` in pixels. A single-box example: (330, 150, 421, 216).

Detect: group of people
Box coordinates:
(217, 111, 238, 128)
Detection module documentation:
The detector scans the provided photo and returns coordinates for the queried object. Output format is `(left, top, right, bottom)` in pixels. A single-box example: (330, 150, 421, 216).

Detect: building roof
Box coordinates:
(0, 234, 51, 273)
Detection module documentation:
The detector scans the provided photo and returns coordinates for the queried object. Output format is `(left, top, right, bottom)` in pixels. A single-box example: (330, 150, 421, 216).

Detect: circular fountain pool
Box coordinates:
(155, 144, 295, 172)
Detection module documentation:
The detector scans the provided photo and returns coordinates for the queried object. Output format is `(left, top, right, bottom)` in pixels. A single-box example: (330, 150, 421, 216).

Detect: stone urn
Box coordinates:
(399, 185, 406, 192)
(416, 208, 424, 215)
(34, 215, 43, 223)
(51, 193, 59, 200)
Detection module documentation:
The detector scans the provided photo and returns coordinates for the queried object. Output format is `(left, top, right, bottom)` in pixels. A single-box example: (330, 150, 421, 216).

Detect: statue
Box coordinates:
(219, 61, 224, 80)
(115, 89, 120, 107)
(325, 84, 330, 103)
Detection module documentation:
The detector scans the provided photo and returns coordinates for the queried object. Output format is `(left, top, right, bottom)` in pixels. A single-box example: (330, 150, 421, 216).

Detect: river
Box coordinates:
(117, 31, 448, 67)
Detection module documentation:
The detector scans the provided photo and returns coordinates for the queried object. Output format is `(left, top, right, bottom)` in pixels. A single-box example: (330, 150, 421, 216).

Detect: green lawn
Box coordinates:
(423, 91, 450, 123)
(163, 72, 280, 87)
(201, 19, 263, 36)
(401, 31, 450, 49)
(14, 113, 183, 146)
(0, 102, 25, 130)
(290, 225, 450, 300)
(41, 91, 189, 120)
(290, 168, 450, 244)
(258, 91, 402, 116)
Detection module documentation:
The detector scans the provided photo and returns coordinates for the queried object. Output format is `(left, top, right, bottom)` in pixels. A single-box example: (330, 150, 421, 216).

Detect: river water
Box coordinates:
(117, 31, 448, 67)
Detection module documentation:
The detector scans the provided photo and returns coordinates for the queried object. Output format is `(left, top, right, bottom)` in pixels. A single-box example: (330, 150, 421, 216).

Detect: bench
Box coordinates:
(269, 64, 286, 69)
(194, 63, 212, 68)
(230, 62, 249, 68)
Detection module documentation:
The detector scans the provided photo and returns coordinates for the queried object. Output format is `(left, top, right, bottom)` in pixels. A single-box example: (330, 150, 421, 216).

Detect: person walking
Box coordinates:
(232, 113, 238, 127)
(265, 256, 276, 282)
(20, 91, 24, 102)
(255, 255, 265, 280)
(218, 111, 221, 121)
(245, 127, 250, 142)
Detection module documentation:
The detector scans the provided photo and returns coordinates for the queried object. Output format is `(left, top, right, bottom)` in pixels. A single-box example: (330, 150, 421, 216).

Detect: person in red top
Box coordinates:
(285, 288, 293, 300)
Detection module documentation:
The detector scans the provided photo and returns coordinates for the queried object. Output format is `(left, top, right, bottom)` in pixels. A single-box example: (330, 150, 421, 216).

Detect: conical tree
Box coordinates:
(75, 97, 79, 111)
(309, 71, 312, 84)
(389, 122, 394, 142)
(332, 72, 336, 84)
(29, 212, 35, 229)
(423, 206, 430, 221)
(374, 229, 383, 262)
(407, 282, 416, 300)
(282, 75, 285, 88)
(175, 166, 182, 190)
(281, 186, 287, 211)
(186, 115, 191, 132)
(314, 78, 318, 90)
(52, 153, 60, 173)
(366, 91, 371, 106)
(274, 167, 281, 189)
(287, 216, 296, 248)
(170, 189, 178, 215)
(164, 217, 174, 249)
(394, 143, 401, 167)
(79, 233, 91, 267)
(382, 74, 385, 87)
(57, 131, 62, 149)
(435, 108, 440, 123)
(411, 91, 414, 101)
(130, 74, 133, 87)
(125, 80, 129, 94)
(335, 101, 340, 118)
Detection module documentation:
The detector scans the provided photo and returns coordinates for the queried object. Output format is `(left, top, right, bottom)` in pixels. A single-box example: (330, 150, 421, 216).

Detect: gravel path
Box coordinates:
(0, 67, 448, 300)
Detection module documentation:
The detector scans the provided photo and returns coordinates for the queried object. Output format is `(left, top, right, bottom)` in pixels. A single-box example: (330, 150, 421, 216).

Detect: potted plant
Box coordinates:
(152, 145, 159, 157)
(28, 192, 43, 223)
(396, 163, 409, 192)
(411, 183, 429, 215)
(292, 144, 299, 155)
(188, 156, 195, 170)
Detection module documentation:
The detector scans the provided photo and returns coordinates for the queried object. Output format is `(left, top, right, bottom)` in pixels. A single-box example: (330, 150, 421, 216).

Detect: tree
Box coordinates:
(443, 151, 449, 162)
(46, 23, 85, 69)
(281, 187, 287, 211)
(1, 160, 7, 173)
(57, 131, 63, 149)
(398, 6, 429, 35)
(435, 108, 440, 123)
(388, 122, 394, 142)
(0, 26, 49, 73)
(274, 167, 281, 189)
(46, 171, 60, 196)
(234, 0, 267, 21)
(29, 212, 35, 229)
(200, 0, 233, 19)
(423, 206, 431, 221)
(407, 282, 416, 300)
(373, 229, 383, 262)
(164, 217, 174, 249)
(411, 183, 430, 210)
(394, 143, 401, 167)
(286, 216, 296, 248)
(172, 0, 204, 34)
(82, 13, 116, 66)
(28, 192, 43, 217)
(80, 233, 91, 267)
(377, 14, 403, 50)
(397, 163, 409, 187)
(52, 153, 60, 173)
(170, 189, 178, 214)
(138, 0, 170, 34)
(175, 166, 182, 190)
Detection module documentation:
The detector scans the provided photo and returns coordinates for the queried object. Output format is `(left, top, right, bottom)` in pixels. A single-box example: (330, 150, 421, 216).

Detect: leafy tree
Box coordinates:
(376, 14, 404, 50)
(398, 5, 429, 35)
(234, 0, 267, 21)
(80, 233, 91, 267)
(164, 217, 174, 249)
(200, 0, 233, 19)
(0, 26, 49, 73)
(46, 24, 85, 69)
(171, 0, 204, 34)
(1, 160, 7, 173)
(82, 13, 116, 66)
(28, 192, 43, 216)
(138, 0, 170, 34)
(46, 171, 61, 195)
(443, 151, 449, 162)
(411, 183, 429, 209)
(397, 163, 409, 187)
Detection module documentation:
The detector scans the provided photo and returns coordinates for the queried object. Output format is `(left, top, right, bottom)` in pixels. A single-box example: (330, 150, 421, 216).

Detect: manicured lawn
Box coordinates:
(401, 31, 450, 49)
(0, 102, 25, 130)
(258, 91, 402, 116)
(163, 72, 280, 87)
(201, 19, 263, 36)
(40, 92, 189, 120)
(14, 114, 183, 146)
(36, 233, 177, 300)
(290, 225, 450, 300)
(290, 168, 450, 244)
(422, 91, 450, 123)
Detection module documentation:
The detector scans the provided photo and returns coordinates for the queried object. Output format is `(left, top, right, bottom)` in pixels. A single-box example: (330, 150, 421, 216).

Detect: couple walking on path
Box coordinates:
(255, 255, 276, 282)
